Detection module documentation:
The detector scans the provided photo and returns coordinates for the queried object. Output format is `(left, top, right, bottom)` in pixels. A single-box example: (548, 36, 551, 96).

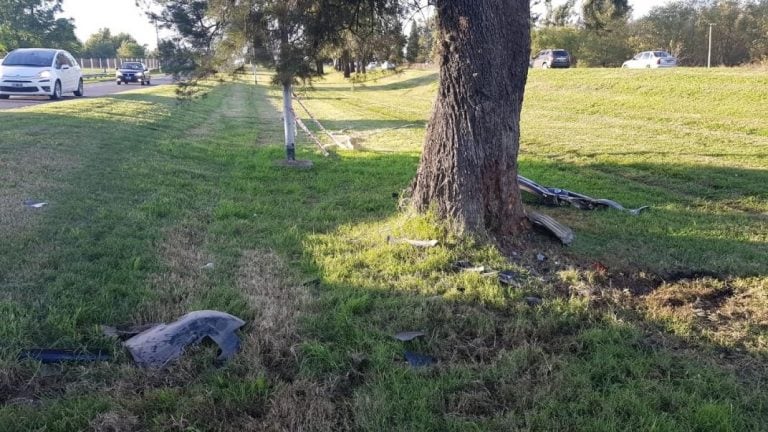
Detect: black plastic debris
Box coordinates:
(518, 175, 649, 215)
(524, 296, 543, 307)
(393, 331, 426, 342)
(102, 323, 159, 341)
(19, 349, 111, 364)
(498, 270, 520, 286)
(404, 351, 437, 368)
(123, 310, 245, 368)
(23, 199, 47, 209)
(451, 260, 486, 273)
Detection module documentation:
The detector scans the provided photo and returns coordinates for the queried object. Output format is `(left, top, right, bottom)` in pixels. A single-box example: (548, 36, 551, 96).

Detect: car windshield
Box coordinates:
(553, 50, 569, 57)
(654, 51, 670, 58)
(2, 50, 55, 67)
(121, 63, 143, 70)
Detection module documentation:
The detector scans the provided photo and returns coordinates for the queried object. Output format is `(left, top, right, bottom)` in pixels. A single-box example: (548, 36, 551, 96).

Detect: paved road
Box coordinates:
(0, 75, 173, 110)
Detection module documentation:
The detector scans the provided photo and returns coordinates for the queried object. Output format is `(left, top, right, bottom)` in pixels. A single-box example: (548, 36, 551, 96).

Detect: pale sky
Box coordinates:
(59, 0, 674, 50)
(59, 0, 163, 50)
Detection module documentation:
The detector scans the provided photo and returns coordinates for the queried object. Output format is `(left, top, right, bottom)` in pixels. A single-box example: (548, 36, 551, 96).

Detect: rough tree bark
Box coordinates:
(410, 0, 531, 237)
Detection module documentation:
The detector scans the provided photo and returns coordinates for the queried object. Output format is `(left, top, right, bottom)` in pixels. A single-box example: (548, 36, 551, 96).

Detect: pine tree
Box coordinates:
(405, 21, 420, 63)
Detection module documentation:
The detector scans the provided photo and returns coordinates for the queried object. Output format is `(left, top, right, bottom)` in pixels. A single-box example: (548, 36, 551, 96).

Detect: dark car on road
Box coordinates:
(116, 62, 151, 85)
(531, 49, 572, 69)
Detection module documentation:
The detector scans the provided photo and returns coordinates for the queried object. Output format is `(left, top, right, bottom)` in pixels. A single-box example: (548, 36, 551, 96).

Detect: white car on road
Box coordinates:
(0, 48, 84, 100)
(622, 51, 678, 69)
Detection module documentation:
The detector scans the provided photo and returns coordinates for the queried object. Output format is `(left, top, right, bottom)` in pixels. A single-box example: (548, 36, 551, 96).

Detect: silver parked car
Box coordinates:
(622, 51, 677, 69)
(531, 49, 572, 68)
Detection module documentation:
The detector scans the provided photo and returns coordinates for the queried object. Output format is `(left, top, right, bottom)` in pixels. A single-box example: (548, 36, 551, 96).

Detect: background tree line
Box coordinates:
(532, 0, 768, 67)
(1, 0, 149, 59)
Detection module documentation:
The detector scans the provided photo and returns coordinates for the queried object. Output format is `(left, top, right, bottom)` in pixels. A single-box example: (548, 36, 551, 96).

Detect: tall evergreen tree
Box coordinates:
(405, 21, 420, 63)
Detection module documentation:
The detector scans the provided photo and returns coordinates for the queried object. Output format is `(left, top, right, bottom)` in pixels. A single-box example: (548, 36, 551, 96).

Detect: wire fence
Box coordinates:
(77, 58, 162, 72)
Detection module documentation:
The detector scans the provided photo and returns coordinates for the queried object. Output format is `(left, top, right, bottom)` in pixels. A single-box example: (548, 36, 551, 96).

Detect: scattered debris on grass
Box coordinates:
(393, 331, 426, 342)
(404, 351, 437, 368)
(451, 260, 486, 273)
(518, 175, 649, 215)
(498, 270, 521, 286)
(22, 199, 47, 209)
(121, 310, 245, 368)
(524, 296, 543, 307)
(200, 262, 215, 270)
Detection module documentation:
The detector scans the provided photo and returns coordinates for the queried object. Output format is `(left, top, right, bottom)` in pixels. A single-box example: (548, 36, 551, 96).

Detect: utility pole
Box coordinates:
(707, 23, 713, 68)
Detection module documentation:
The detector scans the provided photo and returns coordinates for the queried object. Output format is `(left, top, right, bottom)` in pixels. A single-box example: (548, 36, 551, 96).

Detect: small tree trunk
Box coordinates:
(316, 59, 324, 75)
(282, 83, 296, 160)
(411, 0, 531, 237)
(342, 51, 351, 78)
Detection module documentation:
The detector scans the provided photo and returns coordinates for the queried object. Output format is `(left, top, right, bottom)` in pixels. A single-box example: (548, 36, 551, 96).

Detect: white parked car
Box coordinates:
(0, 48, 83, 100)
(381, 61, 396, 70)
(622, 51, 677, 69)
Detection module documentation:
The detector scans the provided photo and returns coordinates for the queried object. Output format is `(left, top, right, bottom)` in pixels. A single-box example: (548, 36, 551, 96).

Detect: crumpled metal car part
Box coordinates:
(123, 310, 246, 368)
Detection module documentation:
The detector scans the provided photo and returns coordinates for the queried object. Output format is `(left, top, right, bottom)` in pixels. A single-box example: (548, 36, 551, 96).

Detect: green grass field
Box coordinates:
(0, 67, 766, 431)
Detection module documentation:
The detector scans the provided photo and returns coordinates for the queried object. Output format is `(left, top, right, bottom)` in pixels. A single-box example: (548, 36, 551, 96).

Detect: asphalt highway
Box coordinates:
(0, 74, 173, 110)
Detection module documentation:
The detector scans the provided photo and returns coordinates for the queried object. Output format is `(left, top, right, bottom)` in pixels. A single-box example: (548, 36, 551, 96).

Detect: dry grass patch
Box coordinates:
(236, 249, 307, 378)
(188, 83, 253, 138)
(88, 411, 140, 432)
(256, 379, 344, 432)
(137, 224, 216, 323)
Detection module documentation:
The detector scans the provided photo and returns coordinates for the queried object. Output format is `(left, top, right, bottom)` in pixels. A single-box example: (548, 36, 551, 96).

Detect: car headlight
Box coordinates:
(38, 70, 51, 79)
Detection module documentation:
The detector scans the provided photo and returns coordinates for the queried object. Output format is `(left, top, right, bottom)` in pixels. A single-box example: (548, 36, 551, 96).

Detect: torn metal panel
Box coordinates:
(527, 211, 575, 245)
(123, 310, 245, 368)
(518, 175, 649, 215)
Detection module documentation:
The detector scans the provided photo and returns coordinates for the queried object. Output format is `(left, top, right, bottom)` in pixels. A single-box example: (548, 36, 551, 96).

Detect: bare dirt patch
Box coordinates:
(644, 277, 768, 354)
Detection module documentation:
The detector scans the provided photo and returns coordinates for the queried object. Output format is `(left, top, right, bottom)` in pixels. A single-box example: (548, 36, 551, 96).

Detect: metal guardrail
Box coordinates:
(82, 73, 112, 80)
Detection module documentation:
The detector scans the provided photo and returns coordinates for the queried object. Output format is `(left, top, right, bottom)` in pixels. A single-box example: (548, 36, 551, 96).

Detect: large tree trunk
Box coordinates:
(410, 0, 531, 237)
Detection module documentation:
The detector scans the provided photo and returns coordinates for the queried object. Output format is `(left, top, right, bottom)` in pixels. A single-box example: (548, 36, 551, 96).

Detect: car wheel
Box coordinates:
(542, 62, 549, 69)
(117, 80, 122, 85)
(74, 79, 84, 97)
(0, 94, 9, 99)
(50, 81, 62, 100)
(146, 80, 150, 85)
